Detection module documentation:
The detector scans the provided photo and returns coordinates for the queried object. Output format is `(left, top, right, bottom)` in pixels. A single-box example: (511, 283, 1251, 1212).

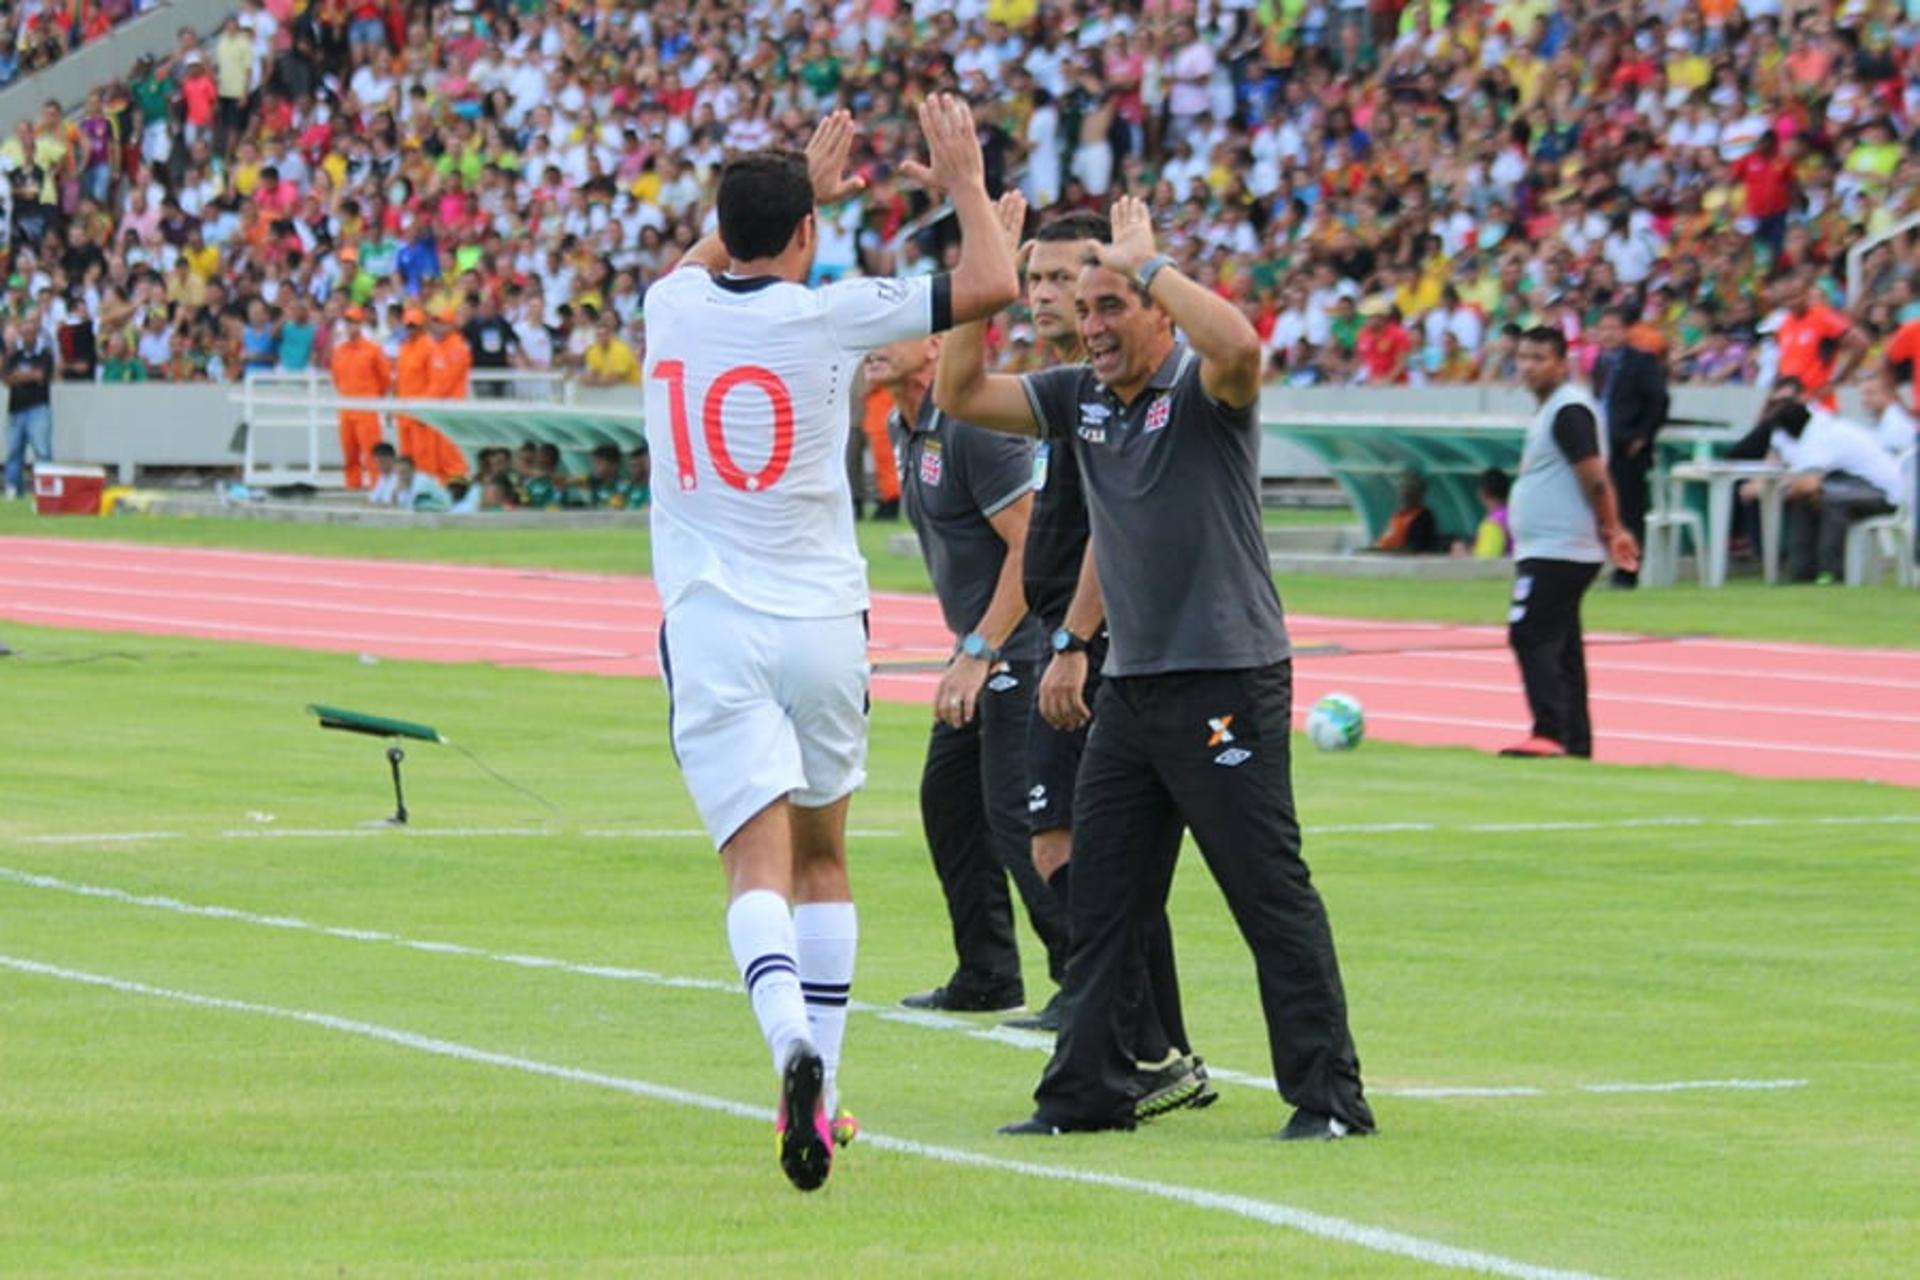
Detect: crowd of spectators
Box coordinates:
(0, 0, 158, 89)
(6, 0, 1920, 420)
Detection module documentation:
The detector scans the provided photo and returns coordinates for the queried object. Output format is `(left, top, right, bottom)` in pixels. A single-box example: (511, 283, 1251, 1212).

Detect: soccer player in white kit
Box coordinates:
(643, 98, 1018, 1192)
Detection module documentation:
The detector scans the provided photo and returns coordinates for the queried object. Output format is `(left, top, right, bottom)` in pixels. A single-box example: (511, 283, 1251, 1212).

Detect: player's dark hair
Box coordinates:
(1519, 325, 1568, 357)
(371, 442, 396, 459)
(592, 442, 621, 464)
(717, 149, 814, 262)
(1480, 466, 1512, 502)
(1764, 401, 1811, 439)
(1037, 211, 1111, 244)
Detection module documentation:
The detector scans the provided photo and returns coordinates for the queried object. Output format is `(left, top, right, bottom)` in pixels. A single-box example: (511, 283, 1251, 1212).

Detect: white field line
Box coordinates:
(0, 864, 1807, 1104)
(1294, 669, 1920, 727)
(1671, 635, 1920, 663)
(12, 814, 1918, 847)
(0, 953, 1605, 1280)
(1341, 708, 1920, 764)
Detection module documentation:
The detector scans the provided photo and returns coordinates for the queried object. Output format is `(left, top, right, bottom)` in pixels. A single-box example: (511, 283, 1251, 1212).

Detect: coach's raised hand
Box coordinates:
(806, 109, 866, 206)
(902, 94, 1018, 328)
(1082, 194, 1158, 277)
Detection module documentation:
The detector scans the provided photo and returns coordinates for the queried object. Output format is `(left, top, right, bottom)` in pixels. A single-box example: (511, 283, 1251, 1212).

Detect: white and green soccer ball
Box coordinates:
(1306, 693, 1365, 752)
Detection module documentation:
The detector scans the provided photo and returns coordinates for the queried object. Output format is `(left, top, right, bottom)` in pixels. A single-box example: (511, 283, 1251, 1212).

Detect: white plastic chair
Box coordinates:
(1844, 448, 1917, 587)
(1642, 465, 1708, 587)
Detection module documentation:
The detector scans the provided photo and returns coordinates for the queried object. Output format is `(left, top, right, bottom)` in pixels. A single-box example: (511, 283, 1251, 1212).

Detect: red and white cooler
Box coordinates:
(33, 464, 107, 516)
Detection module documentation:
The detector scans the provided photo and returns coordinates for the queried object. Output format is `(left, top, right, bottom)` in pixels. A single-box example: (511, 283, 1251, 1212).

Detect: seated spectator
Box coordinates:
(479, 475, 519, 512)
(1372, 470, 1442, 554)
(1467, 468, 1513, 559)
(520, 442, 570, 510)
(585, 443, 626, 507)
(99, 334, 146, 383)
(625, 444, 652, 510)
(366, 442, 400, 507)
(1745, 400, 1904, 583)
(393, 454, 451, 512)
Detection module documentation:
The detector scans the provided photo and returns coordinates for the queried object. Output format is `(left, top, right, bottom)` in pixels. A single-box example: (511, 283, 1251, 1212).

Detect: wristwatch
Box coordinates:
(1136, 254, 1176, 293)
(1051, 627, 1090, 655)
(959, 631, 1002, 662)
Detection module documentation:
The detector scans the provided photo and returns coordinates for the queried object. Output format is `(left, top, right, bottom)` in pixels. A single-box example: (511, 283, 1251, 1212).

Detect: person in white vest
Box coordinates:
(1502, 327, 1640, 760)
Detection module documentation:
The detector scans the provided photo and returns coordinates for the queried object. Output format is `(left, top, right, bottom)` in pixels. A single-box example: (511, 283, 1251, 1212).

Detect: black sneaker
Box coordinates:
(998, 1112, 1134, 1136)
(872, 498, 901, 521)
(1276, 1107, 1366, 1142)
(1132, 1053, 1219, 1120)
(775, 1043, 833, 1191)
(1000, 990, 1064, 1031)
(900, 982, 1024, 1014)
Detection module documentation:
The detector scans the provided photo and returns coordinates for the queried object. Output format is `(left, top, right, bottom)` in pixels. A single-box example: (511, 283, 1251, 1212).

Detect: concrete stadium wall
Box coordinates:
(42, 380, 1793, 484)
(0, 0, 236, 135)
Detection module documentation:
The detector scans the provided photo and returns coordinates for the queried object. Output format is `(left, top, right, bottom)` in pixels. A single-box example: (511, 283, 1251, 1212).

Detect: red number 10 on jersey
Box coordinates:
(652, 360, 796, 493)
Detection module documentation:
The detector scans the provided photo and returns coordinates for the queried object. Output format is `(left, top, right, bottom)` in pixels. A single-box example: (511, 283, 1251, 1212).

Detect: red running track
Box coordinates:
(4, 536, 1918, 788)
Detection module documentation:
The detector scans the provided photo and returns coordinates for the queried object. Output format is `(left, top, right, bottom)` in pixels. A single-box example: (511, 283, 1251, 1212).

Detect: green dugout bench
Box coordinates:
(1268, 413, 1739, 544)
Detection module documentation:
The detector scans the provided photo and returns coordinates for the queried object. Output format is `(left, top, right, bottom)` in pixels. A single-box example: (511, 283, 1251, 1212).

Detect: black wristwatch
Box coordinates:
(1051, 627, 1091, 655)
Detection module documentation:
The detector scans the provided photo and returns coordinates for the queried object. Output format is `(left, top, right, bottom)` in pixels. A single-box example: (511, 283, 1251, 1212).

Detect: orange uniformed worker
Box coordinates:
(421, 304, 472, 479)
(394, 305, 438, 473)
(330, 306, 391, 489)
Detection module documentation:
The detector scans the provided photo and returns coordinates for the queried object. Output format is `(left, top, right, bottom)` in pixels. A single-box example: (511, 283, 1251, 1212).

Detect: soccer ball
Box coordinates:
(1306, 693, 1365, 752)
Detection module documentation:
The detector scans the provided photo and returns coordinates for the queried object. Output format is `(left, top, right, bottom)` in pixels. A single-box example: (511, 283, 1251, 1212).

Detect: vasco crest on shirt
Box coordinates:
(918, 439, 943, 486)
(1144, 395, 1171, 433)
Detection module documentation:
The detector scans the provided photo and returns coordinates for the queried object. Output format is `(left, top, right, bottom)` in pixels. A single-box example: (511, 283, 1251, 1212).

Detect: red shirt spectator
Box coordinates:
(1733, 143, 1795, 218)
(1357, 313, 1412, 384)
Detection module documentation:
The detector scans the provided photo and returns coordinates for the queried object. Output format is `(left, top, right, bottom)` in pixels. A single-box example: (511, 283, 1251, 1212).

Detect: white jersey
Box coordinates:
(643, 267, 949, 617)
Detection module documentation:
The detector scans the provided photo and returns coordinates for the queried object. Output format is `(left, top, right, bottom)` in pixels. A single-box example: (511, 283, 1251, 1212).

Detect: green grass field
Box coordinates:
(3, 622, 1916, 1277)
(6, 502, 1920, 648)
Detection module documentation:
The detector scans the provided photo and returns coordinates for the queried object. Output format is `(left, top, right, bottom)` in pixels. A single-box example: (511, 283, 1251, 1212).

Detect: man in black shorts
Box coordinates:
(1005, 209, 1210, 1117)
(865, 332, 1069, 1018)
(936, 196, 1374, 1140)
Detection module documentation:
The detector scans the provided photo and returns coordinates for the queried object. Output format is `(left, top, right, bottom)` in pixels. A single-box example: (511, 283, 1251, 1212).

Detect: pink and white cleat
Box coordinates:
(775, 1044, 834, 1192)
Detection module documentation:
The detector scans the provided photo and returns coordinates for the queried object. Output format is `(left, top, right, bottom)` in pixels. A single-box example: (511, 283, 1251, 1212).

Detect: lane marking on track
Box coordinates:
(0, 951, 1605, 1280)
(0, 575, 656, 637)
(2, 603, 632, 659)
(0, 864, 1808, 1104)
(1408, 647, 1920, 693)
(1339, 709, 1920, 765)
(1291, 669, 1920, 726)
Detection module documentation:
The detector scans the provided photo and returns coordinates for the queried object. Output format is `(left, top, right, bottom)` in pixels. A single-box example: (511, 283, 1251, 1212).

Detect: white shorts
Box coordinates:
(659, 588, 870, 849)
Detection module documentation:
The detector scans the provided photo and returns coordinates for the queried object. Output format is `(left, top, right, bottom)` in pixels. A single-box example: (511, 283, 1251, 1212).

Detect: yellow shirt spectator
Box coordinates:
(988, 0, 1040, 28)
(584, 333, 641, 385)
(184, 243, 221, 280)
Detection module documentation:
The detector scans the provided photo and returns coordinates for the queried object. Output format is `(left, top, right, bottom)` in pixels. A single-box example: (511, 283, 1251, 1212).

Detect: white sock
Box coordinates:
(794, 901, 858, 1115)
(726, 890, 811, 1076)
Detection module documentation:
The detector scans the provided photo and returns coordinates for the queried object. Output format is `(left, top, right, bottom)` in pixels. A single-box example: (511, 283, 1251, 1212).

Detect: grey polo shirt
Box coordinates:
(1021, 342, 1290, 677)
(896, 396, 1046, 662)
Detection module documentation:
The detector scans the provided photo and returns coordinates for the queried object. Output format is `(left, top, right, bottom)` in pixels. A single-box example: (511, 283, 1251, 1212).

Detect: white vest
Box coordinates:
(1511, 381, 1608, 564)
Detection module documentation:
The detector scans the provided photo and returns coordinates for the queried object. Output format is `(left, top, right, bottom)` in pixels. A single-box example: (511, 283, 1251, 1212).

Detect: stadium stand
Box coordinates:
(6, 0, 1920, 422)
(0, 0, 158, 88)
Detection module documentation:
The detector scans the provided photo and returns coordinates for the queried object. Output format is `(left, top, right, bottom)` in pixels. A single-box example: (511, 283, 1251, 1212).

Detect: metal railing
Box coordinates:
(237, 369, 574, 486)
(1845, 210, 1920, 306)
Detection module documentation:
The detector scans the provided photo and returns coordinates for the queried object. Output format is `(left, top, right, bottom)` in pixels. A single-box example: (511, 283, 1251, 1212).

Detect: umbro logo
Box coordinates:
(1214, 748, 1253, 767)
(988, 673, 1020, 692)
(1027, 784, 1048, 813)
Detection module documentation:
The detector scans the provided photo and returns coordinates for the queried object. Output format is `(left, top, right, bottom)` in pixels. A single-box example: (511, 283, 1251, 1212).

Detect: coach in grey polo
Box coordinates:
(893, 380, 1068, 1015)
(935, 197, 1374, 1140)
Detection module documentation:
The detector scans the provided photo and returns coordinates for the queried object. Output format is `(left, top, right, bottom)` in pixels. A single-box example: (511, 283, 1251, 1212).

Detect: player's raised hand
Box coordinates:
(993, 189, 1030, 256)
(900, 93, 985, 195)
(805, 109, 866, 205)
(1083, 195, 1158, 277)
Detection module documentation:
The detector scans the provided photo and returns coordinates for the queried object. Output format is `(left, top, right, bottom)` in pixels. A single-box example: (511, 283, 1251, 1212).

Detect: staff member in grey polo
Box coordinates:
(935, 196, 1375, 1141)
(864, 334, 1069, 1017)
(1501, 326, 1640, 759)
